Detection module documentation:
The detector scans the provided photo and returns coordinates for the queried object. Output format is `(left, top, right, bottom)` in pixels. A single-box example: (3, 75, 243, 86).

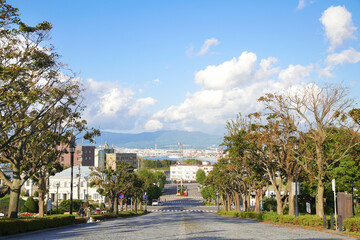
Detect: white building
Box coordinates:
(48, 165, 105, 204)
(170, 162, 213, 182)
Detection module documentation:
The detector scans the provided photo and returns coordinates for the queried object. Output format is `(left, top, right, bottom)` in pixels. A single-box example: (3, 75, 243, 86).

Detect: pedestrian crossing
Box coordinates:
(150, 209, 216, 213)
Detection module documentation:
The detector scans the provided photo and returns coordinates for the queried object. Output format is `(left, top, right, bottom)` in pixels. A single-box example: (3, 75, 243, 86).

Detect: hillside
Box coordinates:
(90, 130, 222, 149)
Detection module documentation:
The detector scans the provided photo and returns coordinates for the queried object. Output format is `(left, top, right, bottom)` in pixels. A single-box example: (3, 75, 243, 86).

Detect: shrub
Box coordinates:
(278, 215, 295, 224)
(262, 212, 280, 222)
(293, 215, 323, 227)
(0, 215, 75, 236)
(58, 199, 82, 214)
(344, 217, 360, 233)
(33, 191, 39, 197)
(74, 217, 87, 224)
(21, 197, 37, 213)
(263, 197, 277, 212)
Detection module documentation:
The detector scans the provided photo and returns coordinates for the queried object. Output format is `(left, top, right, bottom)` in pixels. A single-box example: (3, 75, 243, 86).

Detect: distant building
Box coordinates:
(48, 166, 105, 203)
(170, 163, 213, 182)
(106, 153, 137, 170)
(94, 142, 114, 168)
(59, 145, 95, 167)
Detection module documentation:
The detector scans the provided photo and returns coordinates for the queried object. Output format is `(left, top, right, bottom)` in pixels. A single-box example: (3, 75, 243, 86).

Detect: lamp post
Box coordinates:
(69, 141, 75, 215)
(56, 182, 60, 214)
(351, 182, 355, 216)
(294, 142, 299, 217)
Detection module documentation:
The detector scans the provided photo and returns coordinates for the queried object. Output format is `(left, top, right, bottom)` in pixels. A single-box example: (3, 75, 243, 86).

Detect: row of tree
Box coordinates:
(89, 164, 166, 213)
(203, 84, 360, 217)
(0, 1, 98, 218)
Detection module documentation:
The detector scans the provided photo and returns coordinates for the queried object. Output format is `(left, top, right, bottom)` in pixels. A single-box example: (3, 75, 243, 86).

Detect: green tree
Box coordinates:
(21, 196, 37, 213)
(183, 159, 202, 165)
(0, 1, 99, 218)
(196, 169, 206, 185)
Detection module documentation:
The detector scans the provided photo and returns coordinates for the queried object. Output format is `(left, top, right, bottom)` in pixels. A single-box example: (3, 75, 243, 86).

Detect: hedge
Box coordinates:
(218, 211, 327, 228)
(0, 215, 75, 236)
(91, 209, 147, 221)
(343, 217, 360, 233)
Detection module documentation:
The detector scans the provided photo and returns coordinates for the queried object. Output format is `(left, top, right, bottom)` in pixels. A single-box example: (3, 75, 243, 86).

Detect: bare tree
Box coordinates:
(260, 84, 359, 217)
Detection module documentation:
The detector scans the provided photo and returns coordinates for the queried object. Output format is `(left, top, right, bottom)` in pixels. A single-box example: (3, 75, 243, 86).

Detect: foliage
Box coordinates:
(147, 184, 161, 202)
(0, 0, 99, 218)
(74, 217, 87, 224)
(262, 197, 277, 212)
(201, 186, 216, 203)
(0, 215, 75, 236)
(21, 197, 38, 213)
(196, 169, 206, 185)
(343, 217, 360, 233)
(142, 159, 177, 169)
(58, 199, 82, 214)
(183, 159, 202, 165)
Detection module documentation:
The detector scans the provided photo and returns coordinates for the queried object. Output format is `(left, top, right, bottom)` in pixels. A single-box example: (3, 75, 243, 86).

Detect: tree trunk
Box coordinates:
(38, 177, 46, 217)
(8, 179, 21, 218)
(242, 195, 246, 212)
(276, 191, 284, 215)
(38, 190, 45, 217)
(316, 180, 325, 217)
(226, 194, 231, 211)
(254, 192, 260, 213)
(114, 196, 118, 214)
(135, 198, 138, 214)
(288, 180, 295, 216)
(246, 194, 250, 212)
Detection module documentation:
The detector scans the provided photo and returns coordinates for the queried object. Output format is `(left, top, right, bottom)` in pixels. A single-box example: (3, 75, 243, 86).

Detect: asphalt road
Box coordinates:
(3, 183, 356, 240)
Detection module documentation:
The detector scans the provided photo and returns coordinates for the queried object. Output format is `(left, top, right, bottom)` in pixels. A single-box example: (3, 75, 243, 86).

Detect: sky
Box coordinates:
(9, 0, 360, 135)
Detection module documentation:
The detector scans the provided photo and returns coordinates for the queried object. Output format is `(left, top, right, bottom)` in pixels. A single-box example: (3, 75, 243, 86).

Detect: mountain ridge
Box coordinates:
(89, 130, 223, 149)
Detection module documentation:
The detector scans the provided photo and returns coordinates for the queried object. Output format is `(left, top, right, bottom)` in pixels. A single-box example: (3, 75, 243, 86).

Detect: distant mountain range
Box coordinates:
(87, 130, 223, 149)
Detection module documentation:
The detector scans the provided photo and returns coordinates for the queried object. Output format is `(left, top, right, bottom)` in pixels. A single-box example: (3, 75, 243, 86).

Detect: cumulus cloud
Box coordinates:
(195, 51, 258, 90)
(320, 6, 357, 52)
(82, 78, 156, 131)
(197, 38, 219, 56)
(144, 119, 163, 132)
(320, 47, 360, 77)
(148, 52, 313, 134)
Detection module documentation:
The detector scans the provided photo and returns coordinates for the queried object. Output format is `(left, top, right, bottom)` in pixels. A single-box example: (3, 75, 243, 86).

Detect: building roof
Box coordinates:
(51, 165, 93, 179)
(170, 164, 213, 167)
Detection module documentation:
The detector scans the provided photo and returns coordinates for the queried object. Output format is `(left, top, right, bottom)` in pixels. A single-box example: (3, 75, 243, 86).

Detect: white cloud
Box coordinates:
(153, 79, 160, 83)
(325, 47, 360, 65)
(320, 47, 360, 77)
(82, 78, 156, 131)
(319, 6, 357, 52)
(296, 0, 306, 10)
(195, 51, 258, 90)
(144, 119, 163, 132)
(197, 38, 219, 56)
(279, 64, 313, 83)
(148, 52, 312, 134)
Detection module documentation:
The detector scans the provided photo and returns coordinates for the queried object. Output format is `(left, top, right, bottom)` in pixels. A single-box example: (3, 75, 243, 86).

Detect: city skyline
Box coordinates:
(11, 0, 360, 135)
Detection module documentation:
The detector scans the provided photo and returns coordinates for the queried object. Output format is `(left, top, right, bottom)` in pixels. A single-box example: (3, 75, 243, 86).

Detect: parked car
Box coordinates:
(152, 199, 159, 206)
(158, 201, 164, 206)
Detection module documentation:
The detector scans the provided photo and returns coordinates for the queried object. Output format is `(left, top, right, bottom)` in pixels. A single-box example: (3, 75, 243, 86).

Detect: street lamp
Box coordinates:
(69, 140, 75, 215)
(351, 182, 355, 216)
(294, 141, 299, 217)
(56, 182, 60, 214)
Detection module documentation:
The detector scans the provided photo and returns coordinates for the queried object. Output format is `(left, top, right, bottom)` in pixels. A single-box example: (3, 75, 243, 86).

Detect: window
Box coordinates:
(64, 181, 67, 187)
(61, 157, 64, 162)
(93, 193, 99, 200)
(81, 182, 84, 187)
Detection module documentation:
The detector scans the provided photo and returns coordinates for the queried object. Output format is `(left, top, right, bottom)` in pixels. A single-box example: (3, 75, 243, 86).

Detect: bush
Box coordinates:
(58, 199, 82, 214)
(278, 215, 295, 224)
(0, 215, 75, 236)
(293, 215, 323, 227)
(262, 212, 280, 222)
(344, 217, 360, 233)
(74, 217, 87, 224)
(33, 191, 39, 197)
(21, 197, 38, 213)
(263, 197, 277, 212)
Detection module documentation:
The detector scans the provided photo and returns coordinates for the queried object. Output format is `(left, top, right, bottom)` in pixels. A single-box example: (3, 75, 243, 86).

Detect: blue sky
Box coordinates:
(10, 0, 360, 135)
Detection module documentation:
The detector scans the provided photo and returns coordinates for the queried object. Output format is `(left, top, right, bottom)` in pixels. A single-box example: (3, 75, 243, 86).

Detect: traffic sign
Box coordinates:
(119, 194, 124, 199)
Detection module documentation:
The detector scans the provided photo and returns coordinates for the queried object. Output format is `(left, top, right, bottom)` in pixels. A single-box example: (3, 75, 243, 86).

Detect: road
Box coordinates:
(4, 183, 355, 240)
